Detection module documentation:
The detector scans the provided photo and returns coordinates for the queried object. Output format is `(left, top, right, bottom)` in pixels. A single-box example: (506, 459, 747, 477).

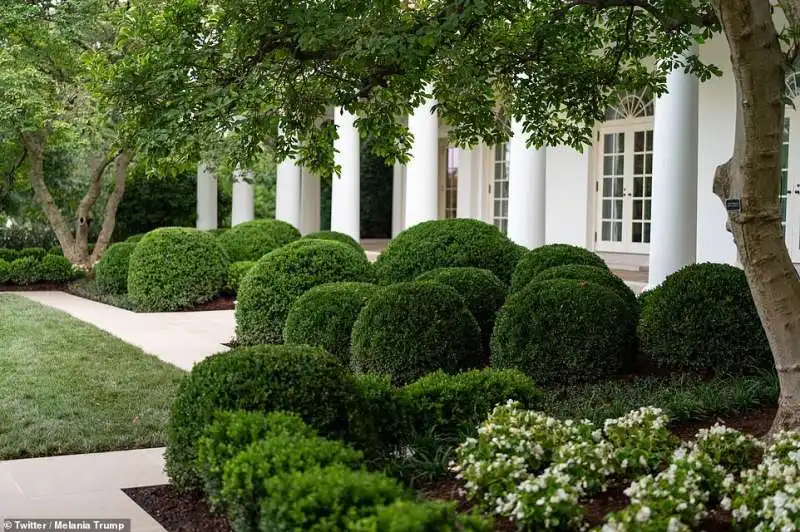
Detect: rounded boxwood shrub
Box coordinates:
(47, 245, 63, 256)
(9, 257, 40, 285)
(302, 230, 364, 254)
(284, 282, 377, 365)
(510, 243, 609, 293)
(125, 233, 146, 243)
(127, 227, 228, 312)
(416, 267, 507, 358)
(94, 242, 136, 294)
(19, 247, 46, 260)
(0, 249, 19, 262)
(235, 239, 372, 345)
(373, 219, 523, 284)
(226, 260, 255, 293)
(345, 374, 403, 459)
(532, 264, 638, 317)
(38, 255, 77, 283)
(165, 344, 355, 491)
(0, 259, 10, 284)
(349, 500, 493, 531)
(491, 279, 633, 386)
(217, 219, 300, 262)
(638, 263, 771, 376)
(350, 281, 483, 385)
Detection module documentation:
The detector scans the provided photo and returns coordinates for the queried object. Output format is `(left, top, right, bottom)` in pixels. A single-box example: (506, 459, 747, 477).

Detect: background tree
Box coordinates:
(102, 0, 800, 433)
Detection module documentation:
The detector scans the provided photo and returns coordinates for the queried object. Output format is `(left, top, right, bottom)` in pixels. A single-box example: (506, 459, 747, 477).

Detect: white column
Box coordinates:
(299, 169, 321, 235)
(508, 120, 546, 248)
(647, 46, 699, 288)
(276, 158, 302, 230)
(231, 166, 255, 226)
(391, 163, 406, 237)
(405, 96, 439, 227)
(331, 108, 361, 240)
(196, 162, 218, 230)
(456, 148, 475, 219)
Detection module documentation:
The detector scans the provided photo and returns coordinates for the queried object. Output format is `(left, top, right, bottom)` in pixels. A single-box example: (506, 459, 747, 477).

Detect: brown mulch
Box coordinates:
(124, 407, 778, 531)
(179, 295, 236, 312)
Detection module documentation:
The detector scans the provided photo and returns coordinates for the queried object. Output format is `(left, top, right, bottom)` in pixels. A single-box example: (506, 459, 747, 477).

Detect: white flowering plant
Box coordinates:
(603, 407, 680, 478)
(693, 423, 762, 475)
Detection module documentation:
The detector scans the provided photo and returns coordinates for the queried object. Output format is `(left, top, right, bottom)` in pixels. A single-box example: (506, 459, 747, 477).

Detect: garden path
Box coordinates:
(11, 291, 234, 370)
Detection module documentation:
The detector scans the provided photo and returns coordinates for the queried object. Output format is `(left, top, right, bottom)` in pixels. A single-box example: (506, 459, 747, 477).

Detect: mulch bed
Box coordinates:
(0, 283, 67, 292)
(124, 406, 778, 532)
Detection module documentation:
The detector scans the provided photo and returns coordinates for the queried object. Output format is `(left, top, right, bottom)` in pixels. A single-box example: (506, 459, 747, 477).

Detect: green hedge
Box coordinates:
(165, 344, 354, 491)
(127, 227, 228, 312)
(9, 257, 41, 285)
(19, 247, 47, 260)
(235, 239, 372, 345)
(0, 255, 79, 285)
(350, 500, 492, 531)
(283, 282, 377, 365)
(374, 219, 523, 284)
(217, 219, 301, 262)
(226, 261, 255, 293)
(638, 263, 772, 376)
(38, 255, 78, 283)
(94, 242, 137, 295)
(345, 374, 404, 460)
(0, 249, 19, 262)
(532, 264, 638, 317)
(0, 260, 10, 283)
(491, 279, 633, 386)
(301, 230, 364, 254)
(350, 281, 483, 385)
(510, 243, 609, 293)
(416, 267, 507, 359)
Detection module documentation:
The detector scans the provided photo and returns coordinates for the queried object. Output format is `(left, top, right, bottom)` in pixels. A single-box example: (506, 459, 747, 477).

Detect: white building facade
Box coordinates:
(201, 35, 800, 288)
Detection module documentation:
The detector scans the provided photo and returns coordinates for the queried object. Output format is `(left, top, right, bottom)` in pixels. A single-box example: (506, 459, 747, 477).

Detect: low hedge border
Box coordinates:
(0, 255, 81, 286)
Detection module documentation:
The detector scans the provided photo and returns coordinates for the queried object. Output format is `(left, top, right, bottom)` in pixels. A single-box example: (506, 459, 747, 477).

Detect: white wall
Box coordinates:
(696, 36, 739, 265)
(545, 146, 591, 247)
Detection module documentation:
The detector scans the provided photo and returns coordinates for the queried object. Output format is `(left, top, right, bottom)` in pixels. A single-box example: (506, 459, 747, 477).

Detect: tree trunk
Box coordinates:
(712, 0, 800, 435)
(90, 151, 132, 263)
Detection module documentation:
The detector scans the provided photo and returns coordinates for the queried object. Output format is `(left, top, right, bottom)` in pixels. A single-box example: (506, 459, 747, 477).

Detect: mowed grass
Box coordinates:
(0, 294, 185, 459)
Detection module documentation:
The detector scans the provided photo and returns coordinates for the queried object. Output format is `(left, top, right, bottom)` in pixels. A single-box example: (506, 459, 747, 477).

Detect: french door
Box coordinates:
(438, 143, 458, 219)
(781, 115, 800, 262)
(595, 124, 654, 254)
(491, 143, 510, 234)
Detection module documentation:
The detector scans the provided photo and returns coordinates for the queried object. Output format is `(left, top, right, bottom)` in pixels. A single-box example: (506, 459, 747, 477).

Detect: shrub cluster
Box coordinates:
(283, 282, 377, 365)
(350, 281, 483, 385)
(374, 219, 523, 284)
(510, 243, 609, 293)
(531, 264, 637, 317)
(0, 253, 79, 285)
(301, 230, 364, 254)
(226, 261, 255, 294)
(127, 227, 229, 312)
(217, 219, 300, 262)
(94, 242, 137, 295)
(235, 239, 372, 345)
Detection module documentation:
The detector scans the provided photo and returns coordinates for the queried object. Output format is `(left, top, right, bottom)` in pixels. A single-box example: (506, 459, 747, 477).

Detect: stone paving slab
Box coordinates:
(11, 291, 234, 370)
(0, 448, 167, 531)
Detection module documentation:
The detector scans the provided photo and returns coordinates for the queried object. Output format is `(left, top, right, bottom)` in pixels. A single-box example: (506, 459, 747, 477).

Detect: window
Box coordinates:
(493, 143, 510, 234)
(445, 147, 458, 219)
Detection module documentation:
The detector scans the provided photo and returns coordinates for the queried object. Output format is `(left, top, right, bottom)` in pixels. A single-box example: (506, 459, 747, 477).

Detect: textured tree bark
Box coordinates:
(90, 151, 132, 263)
(713, 0, 800, 435)
(74, 150, 117, 260)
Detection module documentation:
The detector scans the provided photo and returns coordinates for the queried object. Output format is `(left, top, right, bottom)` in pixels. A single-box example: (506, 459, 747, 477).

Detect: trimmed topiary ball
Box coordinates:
(638, 262, 771, 376)
(127, 227, 228, 312)
(416, 267, 507, 358)
(491, 278, 632, 385)
(8, 257, 40, 285)
(125, 233, 146, 243)
(236, 239, 372, 345)
(373, 219, 523, 284)
(510, 243, 609, 293)
(217, 219, 300, 262)
(165, 344, 355, 491)
(350, 281, 483, 385)
(532, 264, 637, 317)
(225, 261, 255, 293)
(38, 255, 77, 283)
(94, 242, 137, 294)
(302, 230, 364, 254)
(284, 282, 377, 365)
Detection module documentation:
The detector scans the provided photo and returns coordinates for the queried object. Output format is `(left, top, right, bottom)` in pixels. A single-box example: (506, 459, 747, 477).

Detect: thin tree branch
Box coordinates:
(91, 150, 133, 263)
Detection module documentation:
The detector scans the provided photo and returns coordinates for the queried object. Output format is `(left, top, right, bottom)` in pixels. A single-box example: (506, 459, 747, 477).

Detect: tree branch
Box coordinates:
(91, 150, 133, 263)
(75, 148, 121, 247)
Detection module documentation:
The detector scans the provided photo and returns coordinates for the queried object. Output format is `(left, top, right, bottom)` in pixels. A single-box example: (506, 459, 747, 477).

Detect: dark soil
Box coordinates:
(180, 295, 236, 312)
(0, 283, 67, 292)
(124, 406, 778, 531)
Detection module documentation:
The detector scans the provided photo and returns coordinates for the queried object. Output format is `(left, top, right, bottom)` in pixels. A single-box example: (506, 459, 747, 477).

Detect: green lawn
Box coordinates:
(0, 294, 185, 459)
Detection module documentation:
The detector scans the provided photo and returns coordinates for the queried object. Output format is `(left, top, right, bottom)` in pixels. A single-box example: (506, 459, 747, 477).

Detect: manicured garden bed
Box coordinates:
(0, 294, 185, 459)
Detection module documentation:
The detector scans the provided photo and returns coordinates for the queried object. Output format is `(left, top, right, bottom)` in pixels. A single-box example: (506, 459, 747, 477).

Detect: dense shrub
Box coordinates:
(222, 436, 365, 531)
(284, 282, 377, 364)
(47, 245, 63, 256)
(302, 230, 364, 254)
(510, 243, 609, 293)
(127, 227, 228, 312)
(196, 410, 315, 510)
(345, 374, 404, 460)
(0, 259, 10, 283)
(349, 500, 493, 531)
(0, 249, 19, 262)
(94, 242, 137, 294)
(373, 219, 523, 284)
(397, 369, 541, 443)
(165, 344, 355, 490)
(491, 279, 633, 386)
(217, 219, 301, 262)
(19, 247, 46, 260)
(226, 261, 255, 293)
(638, 263, 771, 376)
(532, 264, 638, 317)
(235, 239, 372, 345)
(0, 223, 57, 250)
(8, 257, 40, 285)
(38, 255, 77, 283)
(257, 464, 407, 532)
(416, 267, 507, 358)
(350, 281, 483, 385)
(125, 233, 146, 243)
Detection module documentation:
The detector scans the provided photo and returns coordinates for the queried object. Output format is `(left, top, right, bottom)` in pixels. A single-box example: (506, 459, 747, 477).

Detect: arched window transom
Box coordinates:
(604, 90, 654, 121)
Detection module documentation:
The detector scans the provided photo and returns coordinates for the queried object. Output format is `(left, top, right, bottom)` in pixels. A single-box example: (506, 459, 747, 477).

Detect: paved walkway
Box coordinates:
(13, 291, 235, 371)
(0, 448, 167, 531)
